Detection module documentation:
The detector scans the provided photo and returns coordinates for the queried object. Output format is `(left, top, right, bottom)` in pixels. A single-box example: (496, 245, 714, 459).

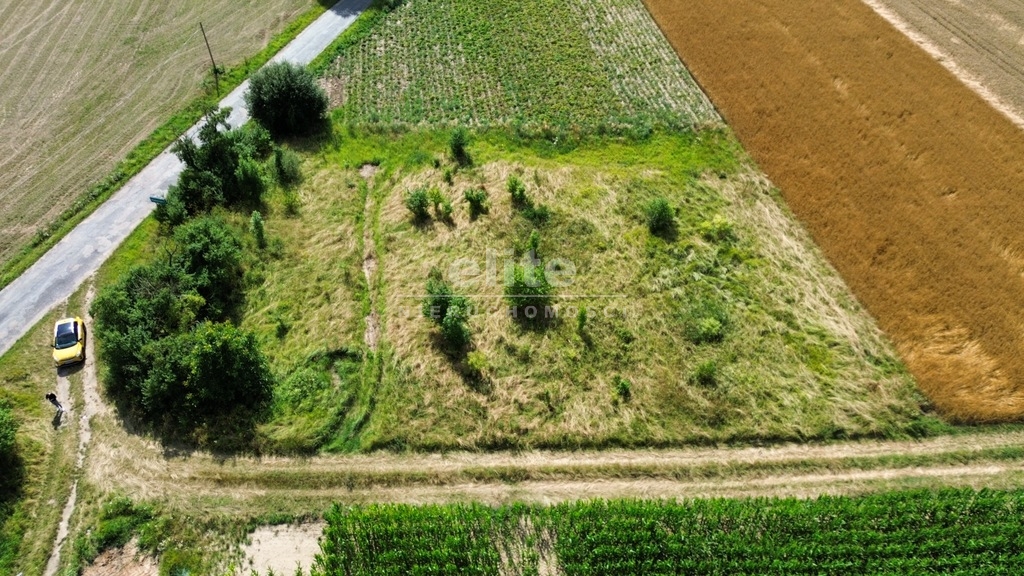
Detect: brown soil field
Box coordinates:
(0, 0, 313, 268)
(643, 0, 1024, 422)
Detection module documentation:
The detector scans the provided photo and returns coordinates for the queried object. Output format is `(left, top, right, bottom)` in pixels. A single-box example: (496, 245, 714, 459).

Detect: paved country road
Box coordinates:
(0, 0, 371, 358)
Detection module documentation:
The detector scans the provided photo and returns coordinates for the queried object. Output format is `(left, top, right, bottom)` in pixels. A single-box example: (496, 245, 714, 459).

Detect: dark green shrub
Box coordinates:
(427, 187, 452, 221)
(692, 360, 718, 387)
(172, 216, 243, 319)
(0, 402, 16, 461)
(440, 302, 471, 348)
(464, 187, 489, 218)
(526, 204, 551, 226)
(250, 211, 266, 250)
(274, 147, 303, 187)
(645, 197, 674, 235)
(528, 229, 541, 256)
(449, 127, 471, 166)
(422, 272, 467, 324)
(505, 261, 552, 317)
(245, 61, 328, 137)
(507, 175, 530, 208)
(234, 156, 266, 204)
(404, 188, 431, 221)
(576, 307, 588, 334)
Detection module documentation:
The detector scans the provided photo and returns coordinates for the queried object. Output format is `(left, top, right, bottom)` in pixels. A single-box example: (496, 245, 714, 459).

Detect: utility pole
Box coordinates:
(200, 22, 220, 97)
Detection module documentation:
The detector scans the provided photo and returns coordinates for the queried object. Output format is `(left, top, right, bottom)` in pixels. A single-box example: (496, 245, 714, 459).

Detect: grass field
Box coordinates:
(323, 0, 718, 135)
(214, 128, 928, 454)
(644, 0, 1024, 422)
(0, 0, 321, 277)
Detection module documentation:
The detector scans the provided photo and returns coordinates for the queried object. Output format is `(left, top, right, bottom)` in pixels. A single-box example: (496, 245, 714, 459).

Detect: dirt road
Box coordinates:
(0, 0, 371, 360)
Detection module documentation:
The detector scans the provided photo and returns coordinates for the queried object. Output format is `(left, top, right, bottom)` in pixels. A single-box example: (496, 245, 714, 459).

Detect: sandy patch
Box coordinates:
(240, 523, 326, 576)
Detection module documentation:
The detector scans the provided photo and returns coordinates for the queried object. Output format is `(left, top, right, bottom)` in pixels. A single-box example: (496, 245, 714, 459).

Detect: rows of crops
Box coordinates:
(325, 0, 718, 134)
(312, 489, 1024, 575)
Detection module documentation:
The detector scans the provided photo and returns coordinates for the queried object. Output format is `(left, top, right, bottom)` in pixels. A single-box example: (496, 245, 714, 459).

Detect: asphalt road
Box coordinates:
(0, 0, 371, 358)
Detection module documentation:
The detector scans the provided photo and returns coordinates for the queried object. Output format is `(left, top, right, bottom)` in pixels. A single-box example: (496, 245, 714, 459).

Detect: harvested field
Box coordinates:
(0, 0, 314, 268)
(643, 0, 1024, 422)
(866, 0, 1024, 128)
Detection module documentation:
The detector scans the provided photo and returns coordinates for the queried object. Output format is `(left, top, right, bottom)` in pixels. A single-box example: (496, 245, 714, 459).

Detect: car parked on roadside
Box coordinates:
(52, 317, 86, 367)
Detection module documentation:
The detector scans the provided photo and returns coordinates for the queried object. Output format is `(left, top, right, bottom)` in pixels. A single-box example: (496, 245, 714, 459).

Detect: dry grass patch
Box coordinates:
(361, 132, 926, 451)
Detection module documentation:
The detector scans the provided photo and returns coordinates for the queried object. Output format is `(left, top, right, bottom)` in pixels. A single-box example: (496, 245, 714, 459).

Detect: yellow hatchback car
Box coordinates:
(52, 317, 86, 367)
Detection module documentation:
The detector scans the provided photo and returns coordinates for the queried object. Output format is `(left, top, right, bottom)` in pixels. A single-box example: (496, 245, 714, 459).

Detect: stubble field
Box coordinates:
(644, 0, 1024, 422)
(0, 0, 315, 271)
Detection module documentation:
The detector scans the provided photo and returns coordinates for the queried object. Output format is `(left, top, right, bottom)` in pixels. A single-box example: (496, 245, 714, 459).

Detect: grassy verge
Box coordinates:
(0, 297, 81, 574)
(0, 1, 334, 292)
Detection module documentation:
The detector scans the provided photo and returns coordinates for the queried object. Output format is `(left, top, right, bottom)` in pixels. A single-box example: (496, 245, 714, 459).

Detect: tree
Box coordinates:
(161, 107, 268, 220)
(172, 216, 243, 319)
(142, 322, 273, 441)
(245, 62, 328, 138)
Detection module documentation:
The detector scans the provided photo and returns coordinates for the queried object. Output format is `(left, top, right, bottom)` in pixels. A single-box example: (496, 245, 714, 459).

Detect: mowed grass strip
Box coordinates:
(322, 0, 718, 134)
(643, 0, 1024, 422)
(0, 0, 319, 276)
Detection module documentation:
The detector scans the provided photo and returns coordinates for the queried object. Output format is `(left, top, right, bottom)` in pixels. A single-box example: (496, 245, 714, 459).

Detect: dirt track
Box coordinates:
(643, 0, 1024, 422)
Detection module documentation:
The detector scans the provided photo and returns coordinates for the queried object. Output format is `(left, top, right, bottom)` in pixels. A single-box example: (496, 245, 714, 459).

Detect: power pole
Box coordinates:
(200, 22, 220, 97)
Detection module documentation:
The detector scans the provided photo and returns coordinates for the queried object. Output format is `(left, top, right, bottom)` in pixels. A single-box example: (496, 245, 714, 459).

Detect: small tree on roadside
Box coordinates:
(245, 61, 328, 138)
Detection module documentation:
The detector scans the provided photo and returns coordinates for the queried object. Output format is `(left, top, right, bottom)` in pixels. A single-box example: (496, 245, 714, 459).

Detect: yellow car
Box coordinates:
(52, 317, 86, 367)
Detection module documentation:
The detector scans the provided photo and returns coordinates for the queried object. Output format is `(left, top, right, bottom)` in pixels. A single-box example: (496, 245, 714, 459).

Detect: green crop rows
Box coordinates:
(325, 0, 718, 135)
(313, 489, 1024, 575)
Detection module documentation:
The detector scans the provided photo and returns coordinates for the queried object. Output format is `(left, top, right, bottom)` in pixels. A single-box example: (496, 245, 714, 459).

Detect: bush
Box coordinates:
(505, 261, 552, 317)
(692, 360, 718, 387)
(166, 107, 272, 217)
(449, 127, 471, 166)
(427, 187, 452, 221)
(440, 302, 471, 349)
(699, 214, 736, 243)
(405, 188, 431, 221)
(142, 322, 273, 443)
(250, 211, 266, 250)
(528, 229, 541, 257)
(613, 376, 632, 401)
(274, 147, 303, 187)
(172, 217, 243, 319)
(0, 402, 16, 461)
(507, 175, 530, 208)
(245, 61, 328, 138)
(422, 272, 467, 324)
(234, 156, 266, 204)
(464, 187, 489, 218)
(525, 204, 551, 226)
(645, 197, 674, 235)
(683, 297, 729, 344)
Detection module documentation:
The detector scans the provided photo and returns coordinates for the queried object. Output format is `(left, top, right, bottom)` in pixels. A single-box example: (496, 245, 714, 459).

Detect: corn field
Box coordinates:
(324, 0, 719, 135)
(313, 489, 1024, 575)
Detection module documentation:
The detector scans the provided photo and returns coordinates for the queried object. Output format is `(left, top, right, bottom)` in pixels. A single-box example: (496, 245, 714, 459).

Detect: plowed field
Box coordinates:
(643, 0, 1024, 422)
